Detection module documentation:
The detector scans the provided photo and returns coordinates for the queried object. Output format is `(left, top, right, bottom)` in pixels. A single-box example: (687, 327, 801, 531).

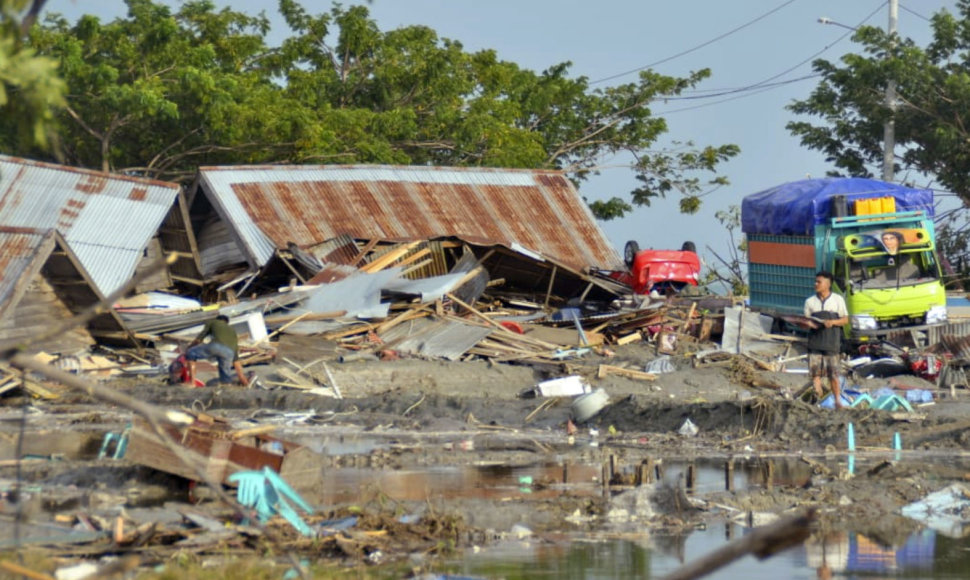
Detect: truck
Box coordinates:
(741, 177, 947, 340)
(609, 240, 702, 296)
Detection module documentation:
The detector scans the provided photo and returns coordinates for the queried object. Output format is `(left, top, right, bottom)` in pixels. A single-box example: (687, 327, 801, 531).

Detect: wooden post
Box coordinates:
(609, 454, 618, 484)
(686, 462, 696, 493)
(544, 266, 558, 308)
(725, 458, 735, 492)
(765, 461, 775, 491)
(642, 458, 656, 484)
(655, 460, 665, 482)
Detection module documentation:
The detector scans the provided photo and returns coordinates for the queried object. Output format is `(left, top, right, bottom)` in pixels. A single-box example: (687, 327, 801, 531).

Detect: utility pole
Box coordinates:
(883, 0, 898, 182)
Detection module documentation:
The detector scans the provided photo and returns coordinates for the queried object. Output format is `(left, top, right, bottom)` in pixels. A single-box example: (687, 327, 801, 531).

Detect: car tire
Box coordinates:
(624, 240, 640, 268)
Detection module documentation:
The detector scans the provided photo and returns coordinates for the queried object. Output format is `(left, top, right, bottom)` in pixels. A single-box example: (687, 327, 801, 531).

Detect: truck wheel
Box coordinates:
(681, 241, 696, 253)
(624, 241, 640, 268)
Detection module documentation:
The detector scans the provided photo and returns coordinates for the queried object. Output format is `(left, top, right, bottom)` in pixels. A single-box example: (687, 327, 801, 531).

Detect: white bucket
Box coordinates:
(572, 388, 609, 423)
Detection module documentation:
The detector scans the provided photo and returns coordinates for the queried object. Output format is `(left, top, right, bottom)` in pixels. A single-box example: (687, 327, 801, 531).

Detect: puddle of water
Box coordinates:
(296, 454, 889, 506)
(301, 461, 603, 505)
(286, 432, 390, 456)
(441, 525, 967, 579)
(0, 430, 107, 461)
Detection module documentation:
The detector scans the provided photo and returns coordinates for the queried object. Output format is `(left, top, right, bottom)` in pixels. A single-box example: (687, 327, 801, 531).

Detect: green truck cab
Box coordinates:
(742, 178, 946, 340)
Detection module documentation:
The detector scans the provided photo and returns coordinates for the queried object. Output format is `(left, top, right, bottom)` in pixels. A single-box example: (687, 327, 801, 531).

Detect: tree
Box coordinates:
(17, 0, 738, 217)
(0, 0, 65, 151)
(703, 205, 747, 295)
(788, 1, 970, 202)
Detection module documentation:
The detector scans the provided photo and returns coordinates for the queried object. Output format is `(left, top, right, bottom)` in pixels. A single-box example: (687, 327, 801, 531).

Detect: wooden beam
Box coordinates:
(171, 275, 205, 286)
(349, 239, 380, 267)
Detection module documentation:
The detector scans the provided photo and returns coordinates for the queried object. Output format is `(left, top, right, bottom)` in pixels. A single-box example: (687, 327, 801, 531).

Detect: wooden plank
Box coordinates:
(616, 332, 643, 345)
(375, 304, 432, 335)
(394, 247, 431, 268)
(359, 241, 422, 273)
(597, 364, 657, 381)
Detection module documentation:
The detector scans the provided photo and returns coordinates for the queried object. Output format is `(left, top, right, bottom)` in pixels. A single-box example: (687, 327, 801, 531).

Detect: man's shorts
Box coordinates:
(808, 352, 841, 379)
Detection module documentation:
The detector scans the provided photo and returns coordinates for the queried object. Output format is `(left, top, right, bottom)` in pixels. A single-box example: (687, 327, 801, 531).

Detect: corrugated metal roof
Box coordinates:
(0, 155, 180, 295)
(0, 228, 51, 314)
(196, 165, 623, 272)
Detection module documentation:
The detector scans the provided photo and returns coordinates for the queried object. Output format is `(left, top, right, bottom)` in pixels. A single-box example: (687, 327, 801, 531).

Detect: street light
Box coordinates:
(817, 17, 857, 31)
(818, 4, 898, 183)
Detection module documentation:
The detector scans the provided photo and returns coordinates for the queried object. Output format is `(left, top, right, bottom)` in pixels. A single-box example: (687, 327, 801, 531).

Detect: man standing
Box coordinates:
(805, 271, 849, 408)
(186, 314, 248, 386)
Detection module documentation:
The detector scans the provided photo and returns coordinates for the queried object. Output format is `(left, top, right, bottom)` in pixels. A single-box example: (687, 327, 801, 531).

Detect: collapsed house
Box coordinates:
(0, 155, 202, 297)
(186, 165, 627, 304)
(0, 227, 134, 354)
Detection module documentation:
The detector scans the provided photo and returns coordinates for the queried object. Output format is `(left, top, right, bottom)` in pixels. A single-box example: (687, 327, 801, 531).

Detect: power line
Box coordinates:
(659, 75, 819, 115)
(655, 0, 885, 111)
(590, 0, 801, 85)
(663, 74, 821, 101)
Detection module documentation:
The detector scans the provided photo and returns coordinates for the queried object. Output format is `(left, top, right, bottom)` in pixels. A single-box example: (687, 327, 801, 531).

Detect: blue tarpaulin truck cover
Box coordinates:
(741, 177, 934, 236)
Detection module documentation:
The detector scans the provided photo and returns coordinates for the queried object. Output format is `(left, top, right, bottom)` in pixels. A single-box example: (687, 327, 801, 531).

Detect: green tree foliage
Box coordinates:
(788, 1, 970, 202)
(0, 0, 65, 151)
(18, 0, 737, 217)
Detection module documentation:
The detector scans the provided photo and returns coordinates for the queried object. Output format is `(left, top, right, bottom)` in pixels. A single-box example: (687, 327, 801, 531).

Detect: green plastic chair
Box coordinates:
(228, 466, 315, 536)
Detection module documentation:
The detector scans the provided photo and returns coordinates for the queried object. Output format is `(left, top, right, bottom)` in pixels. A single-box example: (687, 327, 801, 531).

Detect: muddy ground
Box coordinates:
(1, 339, 968, 577)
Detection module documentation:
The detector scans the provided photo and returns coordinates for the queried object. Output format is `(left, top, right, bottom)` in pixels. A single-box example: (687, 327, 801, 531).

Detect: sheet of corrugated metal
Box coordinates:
(380, 316, 492, 360)
(196, 165, 623, 272)
(0, 155, 180, 295)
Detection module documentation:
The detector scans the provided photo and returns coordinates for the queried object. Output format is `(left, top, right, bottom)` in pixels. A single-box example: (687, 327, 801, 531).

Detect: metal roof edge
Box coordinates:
(197, 164, 567, 176)
(0, 154, 181, 190)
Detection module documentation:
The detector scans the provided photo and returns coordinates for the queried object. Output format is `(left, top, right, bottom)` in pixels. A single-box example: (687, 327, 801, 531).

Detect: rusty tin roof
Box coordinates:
(0, 228, 53, 316)
(0, 155, 180, 295)
(196, 165, 622, 272)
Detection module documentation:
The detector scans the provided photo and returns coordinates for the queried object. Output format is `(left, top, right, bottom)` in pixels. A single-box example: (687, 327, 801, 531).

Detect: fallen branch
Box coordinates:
(661, 509, 816, 580)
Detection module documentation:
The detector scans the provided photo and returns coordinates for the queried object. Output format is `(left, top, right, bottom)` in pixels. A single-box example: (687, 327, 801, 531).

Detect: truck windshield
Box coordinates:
(849, 250, 938, 290)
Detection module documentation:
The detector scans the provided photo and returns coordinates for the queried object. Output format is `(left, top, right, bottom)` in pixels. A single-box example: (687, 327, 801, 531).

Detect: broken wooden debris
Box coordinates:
(125, 414, 325, 489)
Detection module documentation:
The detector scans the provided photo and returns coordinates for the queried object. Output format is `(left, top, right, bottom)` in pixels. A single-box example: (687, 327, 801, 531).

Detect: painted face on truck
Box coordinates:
(881, 232, 901, 255)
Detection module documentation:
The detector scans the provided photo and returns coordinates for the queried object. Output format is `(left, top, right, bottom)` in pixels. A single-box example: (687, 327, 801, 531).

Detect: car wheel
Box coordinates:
(624, 240, 640, 268)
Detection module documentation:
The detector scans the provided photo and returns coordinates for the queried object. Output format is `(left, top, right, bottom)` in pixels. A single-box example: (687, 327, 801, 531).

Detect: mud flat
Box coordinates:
(1, 343, 968, 578)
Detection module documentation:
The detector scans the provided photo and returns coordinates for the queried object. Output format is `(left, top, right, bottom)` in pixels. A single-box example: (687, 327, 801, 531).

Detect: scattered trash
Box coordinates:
(645, 355, 676, 374)
(904, 389, 934, 403)
(901, 484, 970, 537)
(532, 375, 591, 398)
(572, 388, 609, 423)
(54, 562, 99, 580)
(677, 418, 699, 437)
(819, 392, 854, 409)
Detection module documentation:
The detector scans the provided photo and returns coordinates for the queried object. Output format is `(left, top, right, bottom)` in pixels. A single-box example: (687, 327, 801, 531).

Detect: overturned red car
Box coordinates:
(607, 240, 702, 296)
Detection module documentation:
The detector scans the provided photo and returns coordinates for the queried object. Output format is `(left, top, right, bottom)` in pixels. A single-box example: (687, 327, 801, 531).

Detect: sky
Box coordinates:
(48, 0, 960, 276)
